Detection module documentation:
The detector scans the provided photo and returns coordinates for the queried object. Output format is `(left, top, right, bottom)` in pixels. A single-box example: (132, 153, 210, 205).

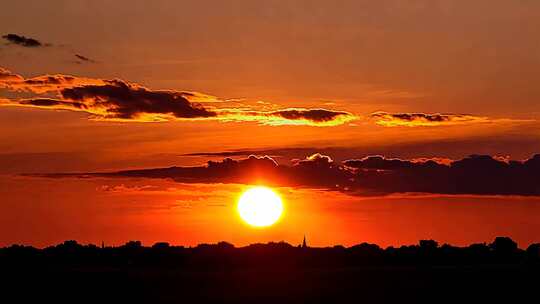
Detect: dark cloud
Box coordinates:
(262, 109, 353, 123)
(74, 54, 96, 63)
(59, 79, 217, 120)
(0, 67, 356, 125)
(343, 155, 445, 170)
(2, 34, 43, 47)
(218, 108, 357, 126)
(371, 112, 489, 127)
(41, 153, 540, 197)
(343, 154, 540, 195)
(0, 70, 218, 120)
(19, 98, 87, 109)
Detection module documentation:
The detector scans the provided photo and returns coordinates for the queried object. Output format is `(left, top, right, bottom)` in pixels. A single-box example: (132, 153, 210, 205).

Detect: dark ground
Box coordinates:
(3, 264, 539, 303)
(2, 238, 539, 303)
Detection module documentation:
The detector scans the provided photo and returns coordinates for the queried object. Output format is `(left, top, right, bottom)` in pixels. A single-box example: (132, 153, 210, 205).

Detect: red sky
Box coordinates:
(1, 0, 540, 248)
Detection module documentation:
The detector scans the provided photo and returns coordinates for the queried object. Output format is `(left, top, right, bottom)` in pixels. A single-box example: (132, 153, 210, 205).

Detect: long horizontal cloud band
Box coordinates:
(370, 111, 492, 127)
(43, 153, 540, 197)
(2, 67, 530, 127)
(0, 67, 355, 126)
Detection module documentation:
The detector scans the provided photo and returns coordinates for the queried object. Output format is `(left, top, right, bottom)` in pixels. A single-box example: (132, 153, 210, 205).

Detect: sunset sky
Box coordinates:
(1, 0, 540, 248)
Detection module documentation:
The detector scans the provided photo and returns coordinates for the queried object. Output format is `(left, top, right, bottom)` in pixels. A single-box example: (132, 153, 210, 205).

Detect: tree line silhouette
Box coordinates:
(2, 237, 539, 269)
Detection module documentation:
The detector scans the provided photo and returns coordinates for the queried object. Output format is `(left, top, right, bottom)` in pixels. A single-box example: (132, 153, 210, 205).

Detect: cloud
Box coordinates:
(38, 153, 540, 197)
(93, 155, 284, 185)
(59, 79, 218, 120)
(18, 98, 88, 110)
(2, 33, 43, 47)
(0, 69, 219, 121)
(218, 108, 357, 126)
(262, 109, 352, 123)
(0, 67, 24, 82)
(343, 154, 540, 195)
(370, 112, 490, 127)
(0, 67, 355, 126)
(0, 67, 105, 94)
(74, 54, 97, 64)
(3, 68, 529, 127)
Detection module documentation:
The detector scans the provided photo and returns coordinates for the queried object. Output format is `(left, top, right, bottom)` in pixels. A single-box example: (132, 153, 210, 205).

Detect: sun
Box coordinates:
(237, 186, 284, 227)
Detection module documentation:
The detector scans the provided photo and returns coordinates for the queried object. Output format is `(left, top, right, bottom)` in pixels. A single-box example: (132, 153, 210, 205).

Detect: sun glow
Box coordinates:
(237, 186, 284, 227)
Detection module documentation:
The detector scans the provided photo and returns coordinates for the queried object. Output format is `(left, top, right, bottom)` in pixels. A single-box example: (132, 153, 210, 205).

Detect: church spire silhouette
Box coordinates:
(302, 235, 307, 248)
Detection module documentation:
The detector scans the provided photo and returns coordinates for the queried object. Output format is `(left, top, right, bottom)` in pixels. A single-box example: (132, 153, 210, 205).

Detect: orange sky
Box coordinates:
(1, 0, 540, 247)
(2, 176, 540, 248)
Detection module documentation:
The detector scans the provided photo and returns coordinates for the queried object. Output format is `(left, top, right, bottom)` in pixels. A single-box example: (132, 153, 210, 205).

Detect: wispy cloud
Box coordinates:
(370, 112, 512, 127)
(74, 54, 97, 64)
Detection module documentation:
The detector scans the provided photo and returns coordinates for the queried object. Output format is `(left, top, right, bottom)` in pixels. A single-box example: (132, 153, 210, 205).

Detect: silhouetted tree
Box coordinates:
(419, 240, 438, 250)
(1, 236, 536, 270)
(490, 237, 520, 262)
(123, 240, 142, 249)
(526, 243, 540, 262)
(152, 242, 170, 249)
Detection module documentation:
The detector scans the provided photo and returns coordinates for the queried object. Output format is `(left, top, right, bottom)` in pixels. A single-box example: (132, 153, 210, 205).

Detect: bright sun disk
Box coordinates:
(237, 186, 283, 227)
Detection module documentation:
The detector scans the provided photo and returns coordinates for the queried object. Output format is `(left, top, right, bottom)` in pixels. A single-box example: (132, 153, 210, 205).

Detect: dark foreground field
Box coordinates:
(4, 264, 539, 303)
(2, 238, 539, 303)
